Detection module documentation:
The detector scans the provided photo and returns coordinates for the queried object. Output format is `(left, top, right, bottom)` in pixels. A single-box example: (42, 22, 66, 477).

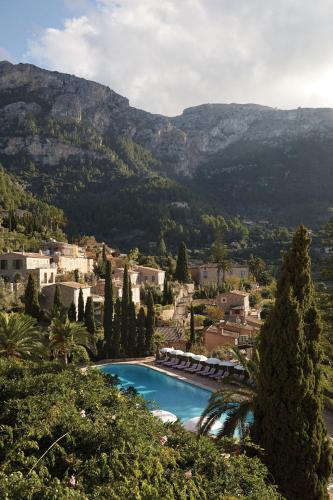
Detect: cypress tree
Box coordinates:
(24, 274, 40, 319)
(253, 225, 332, 500)
(53, 285, 63, 311)
(145, 291, 155, 355)
(175, 241, 190, 283)
(68, 301, 77, 322)
(190, 304, 196, 345)
(167, 281, 174, 304)
(159, 237, 167, 256)
(78, 288, 85, 322)
(128, 301, 137, 357)
(85, 296, 96, 337)
(136, 307, 146, 357)
(111, 298, 121, 358)
(121, 263, 130, 355)
(102, 243, 107, 262)
(162, 275, 168, 305)
(103, 260, 113, 356)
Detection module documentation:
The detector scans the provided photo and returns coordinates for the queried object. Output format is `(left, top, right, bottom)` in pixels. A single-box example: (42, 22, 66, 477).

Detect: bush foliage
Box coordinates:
(0, 360, 279, 499)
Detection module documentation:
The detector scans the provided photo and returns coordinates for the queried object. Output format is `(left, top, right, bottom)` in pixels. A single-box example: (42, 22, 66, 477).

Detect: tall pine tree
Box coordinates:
(85, 296, 96, 356)
(24, 274, 40, 319)
(121, 264, 130, 355)
(103, 260, 113, 357)
(111, 298, 121, 358)
(78, 288, 85, 322)
(190, 304, 196, 345)
(174, 241, 190, 283)
(68, 301, 77, 322)
(136, 307, 146, 357)
(253, 225, 332, 500)
(145, 291, 155, 355)
(128, 301, 137, 357)
(162, 276, 169, 305)
(53, 285, 63, 311)
(85, 296, 96, 337)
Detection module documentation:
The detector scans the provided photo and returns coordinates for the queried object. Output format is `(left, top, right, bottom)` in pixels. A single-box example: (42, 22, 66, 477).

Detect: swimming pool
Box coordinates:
(99, 363, 214, 421)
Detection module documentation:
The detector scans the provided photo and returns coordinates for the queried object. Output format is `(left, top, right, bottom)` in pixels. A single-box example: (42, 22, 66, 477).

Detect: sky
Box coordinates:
(1, 0, 333, 115)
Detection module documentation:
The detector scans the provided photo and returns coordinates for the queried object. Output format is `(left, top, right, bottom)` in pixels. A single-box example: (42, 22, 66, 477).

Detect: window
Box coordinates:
(44, 273, 47, 284)
(151, 275, 155, 283)
(13, 260, 22, 270)
(203, 272, 208, 279)
(0, 260, 7, 270)
(221, 297, 227, 303)
(49, 272, 54, 283)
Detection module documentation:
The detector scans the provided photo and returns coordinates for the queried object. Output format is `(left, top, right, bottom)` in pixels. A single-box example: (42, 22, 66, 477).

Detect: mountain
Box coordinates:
(0, 60, 333, 247)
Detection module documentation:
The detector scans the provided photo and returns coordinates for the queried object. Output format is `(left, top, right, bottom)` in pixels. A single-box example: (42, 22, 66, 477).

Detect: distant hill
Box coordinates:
(0, 60, 332, 247)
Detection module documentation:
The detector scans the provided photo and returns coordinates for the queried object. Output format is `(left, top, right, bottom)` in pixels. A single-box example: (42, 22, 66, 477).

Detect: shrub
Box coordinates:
(0, 360, 279, 499)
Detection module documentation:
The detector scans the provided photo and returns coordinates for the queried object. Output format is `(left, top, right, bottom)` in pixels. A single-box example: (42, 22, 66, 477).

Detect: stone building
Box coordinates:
(0, 252, 56, 288)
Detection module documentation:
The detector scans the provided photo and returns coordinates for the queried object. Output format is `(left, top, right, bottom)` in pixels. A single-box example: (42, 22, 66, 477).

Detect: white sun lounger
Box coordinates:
(199, 367, 216, 377)
(184, 363, 198, 372)
(176, 361, 191, 371)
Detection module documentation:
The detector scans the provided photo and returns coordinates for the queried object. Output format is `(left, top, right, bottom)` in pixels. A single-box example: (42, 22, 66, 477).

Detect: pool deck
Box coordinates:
(96, 357, 333, 437)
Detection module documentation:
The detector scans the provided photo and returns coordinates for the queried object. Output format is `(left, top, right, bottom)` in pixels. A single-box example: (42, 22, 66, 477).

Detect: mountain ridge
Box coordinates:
(0, 60, 333, 242)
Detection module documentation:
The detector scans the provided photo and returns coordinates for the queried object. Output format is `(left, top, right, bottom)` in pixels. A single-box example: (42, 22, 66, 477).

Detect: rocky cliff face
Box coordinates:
(1, 60, 333, 230)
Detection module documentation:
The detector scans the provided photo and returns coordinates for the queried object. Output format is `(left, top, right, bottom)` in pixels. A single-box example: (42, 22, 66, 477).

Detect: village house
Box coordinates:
(0, 251, 56, 288)
(42, 282, 91, 313)
(40, 239, 94, 275)
(190, 263, 249, 286)
(203, 320, 258, 352)
(91, 278, 141, 306)
(216, 290, 250, 318)
(113, 267, 140, 287)
(134, 265, 165, 290)
(112, 265, 165, 290)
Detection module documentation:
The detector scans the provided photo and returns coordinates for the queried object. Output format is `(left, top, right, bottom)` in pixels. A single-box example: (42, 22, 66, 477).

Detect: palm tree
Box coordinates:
(198, 347, 259, 439)
(210, 236, 231, 285)
(49, 318, 91, 365)
(0, 312, 43, 360)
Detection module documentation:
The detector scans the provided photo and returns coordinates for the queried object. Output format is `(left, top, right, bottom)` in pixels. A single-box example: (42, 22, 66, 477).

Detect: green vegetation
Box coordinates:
(199, 348, 259, 439)
(0, 165, 66, 251)
(49, 318, 90, 365)
(0, 312, 42, 359)
(103, 260, 113, 357)
(24, 274, 40, 320)
(175, 241, 190, 283)
(0, 360, 279, 499)
(254, 226, 332, 500)
(68, 301, 77, 322)
(145, 291, 155, 355)
(78, 288, 85, 323)
(121, 264, 130, 354)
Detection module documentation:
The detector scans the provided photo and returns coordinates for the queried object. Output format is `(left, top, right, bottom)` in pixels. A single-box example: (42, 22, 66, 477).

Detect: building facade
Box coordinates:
(42, 282, 91, 312)
(193, 263, 249, 286)
(0, 252, 56, 288)
(216, 290, 250, 317)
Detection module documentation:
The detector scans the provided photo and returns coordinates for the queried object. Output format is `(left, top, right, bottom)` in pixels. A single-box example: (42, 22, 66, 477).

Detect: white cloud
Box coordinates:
(26, 0, 333, 115)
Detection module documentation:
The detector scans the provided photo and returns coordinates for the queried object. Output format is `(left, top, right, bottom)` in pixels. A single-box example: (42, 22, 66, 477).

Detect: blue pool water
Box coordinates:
(99, 363, 214, 421)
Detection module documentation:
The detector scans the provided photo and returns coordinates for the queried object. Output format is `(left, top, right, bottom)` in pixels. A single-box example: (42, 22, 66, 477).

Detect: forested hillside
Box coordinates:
(1, 61, 333, 249)
(0, 165, 66, 250)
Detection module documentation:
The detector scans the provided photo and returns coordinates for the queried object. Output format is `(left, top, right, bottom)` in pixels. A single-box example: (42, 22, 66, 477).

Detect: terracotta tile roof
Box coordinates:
(155, 326, 186, 342)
